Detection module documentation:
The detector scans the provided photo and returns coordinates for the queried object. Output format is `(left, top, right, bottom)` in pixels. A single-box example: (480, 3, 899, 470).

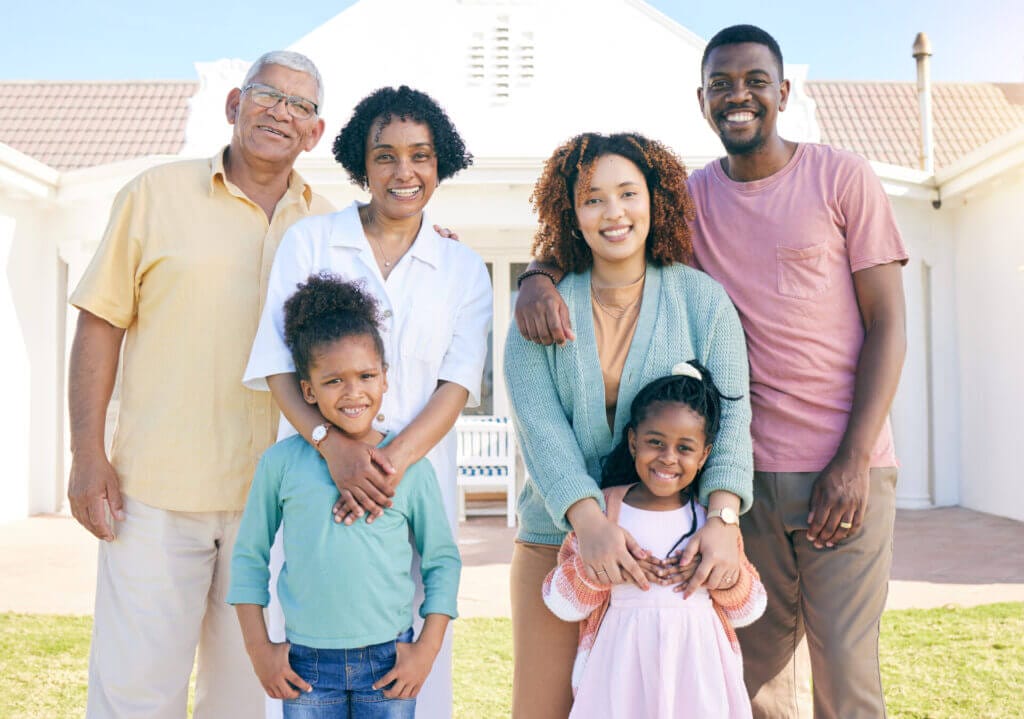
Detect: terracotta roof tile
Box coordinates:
(807, 81, 1024, 169)
(0, 81, 196, 170)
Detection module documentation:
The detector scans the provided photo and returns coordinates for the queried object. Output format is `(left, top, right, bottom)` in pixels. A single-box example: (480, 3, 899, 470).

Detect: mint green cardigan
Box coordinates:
(504, 263, 753, 546)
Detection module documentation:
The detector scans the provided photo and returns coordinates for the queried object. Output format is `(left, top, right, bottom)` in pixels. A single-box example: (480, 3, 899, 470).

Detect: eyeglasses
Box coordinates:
(242, 83, 319, 120)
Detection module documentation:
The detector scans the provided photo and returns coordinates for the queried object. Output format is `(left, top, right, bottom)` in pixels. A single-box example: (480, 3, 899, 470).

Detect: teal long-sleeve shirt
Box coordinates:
(505, 263, 754, 546)
(228, 434, 461, 649)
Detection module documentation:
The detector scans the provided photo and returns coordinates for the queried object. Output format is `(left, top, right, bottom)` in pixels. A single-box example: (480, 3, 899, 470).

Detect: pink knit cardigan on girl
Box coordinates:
(542, 484, 767, 694)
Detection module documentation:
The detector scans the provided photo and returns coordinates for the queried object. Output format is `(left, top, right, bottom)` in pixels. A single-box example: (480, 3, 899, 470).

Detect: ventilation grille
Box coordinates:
(468, 17, 534, 103)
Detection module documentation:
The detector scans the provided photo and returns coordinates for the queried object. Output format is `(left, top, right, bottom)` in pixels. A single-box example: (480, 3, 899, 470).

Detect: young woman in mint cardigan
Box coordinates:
(504, 132, 753, 719)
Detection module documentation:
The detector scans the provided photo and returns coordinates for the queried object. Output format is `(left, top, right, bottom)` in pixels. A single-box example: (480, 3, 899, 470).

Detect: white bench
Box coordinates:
(456, 416, 517, 527)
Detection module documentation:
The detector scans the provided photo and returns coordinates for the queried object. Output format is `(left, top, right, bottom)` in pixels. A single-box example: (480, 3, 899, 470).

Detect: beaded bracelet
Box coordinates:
(516, 268, 558, 289)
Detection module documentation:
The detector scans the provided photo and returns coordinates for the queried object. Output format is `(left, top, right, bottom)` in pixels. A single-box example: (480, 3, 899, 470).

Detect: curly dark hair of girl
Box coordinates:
(282, 272, 386, 381)
(600, 361, 739, 493)
(332, 85, 473, 189)
(529, 132, 696, 273)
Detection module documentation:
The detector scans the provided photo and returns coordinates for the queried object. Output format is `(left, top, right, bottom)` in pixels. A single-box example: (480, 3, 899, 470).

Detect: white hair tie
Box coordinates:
(671, 361, 703, 381)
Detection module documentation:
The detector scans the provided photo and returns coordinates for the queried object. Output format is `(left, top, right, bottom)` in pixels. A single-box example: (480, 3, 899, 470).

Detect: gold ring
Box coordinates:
(839, 521, 853, 529)
(596, 569, 608, 575)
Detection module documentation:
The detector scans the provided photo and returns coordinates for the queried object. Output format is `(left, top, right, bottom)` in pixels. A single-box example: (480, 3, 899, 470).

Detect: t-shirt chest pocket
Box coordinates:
(776, 242, 832, 299)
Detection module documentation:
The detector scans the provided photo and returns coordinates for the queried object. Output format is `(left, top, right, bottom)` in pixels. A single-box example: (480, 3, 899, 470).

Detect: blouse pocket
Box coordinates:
(776, 243, 831, 299)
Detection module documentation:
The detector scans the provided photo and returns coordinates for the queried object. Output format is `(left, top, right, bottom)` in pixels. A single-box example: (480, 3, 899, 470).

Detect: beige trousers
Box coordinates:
(737, 468, 897, 719)
(510, 541, 580, 719)
(86, 496, 264, 719)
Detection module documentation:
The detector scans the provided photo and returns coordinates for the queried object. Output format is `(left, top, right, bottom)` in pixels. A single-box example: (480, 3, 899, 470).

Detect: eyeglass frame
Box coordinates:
(241, 82, 320, 119)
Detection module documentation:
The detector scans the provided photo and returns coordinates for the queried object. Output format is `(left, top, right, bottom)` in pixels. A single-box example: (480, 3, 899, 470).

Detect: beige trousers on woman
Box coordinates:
(510, 541, 580, 719)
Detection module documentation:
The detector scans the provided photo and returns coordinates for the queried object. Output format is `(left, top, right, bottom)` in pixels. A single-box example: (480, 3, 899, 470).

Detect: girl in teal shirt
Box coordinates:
(228, 273, 460, 718)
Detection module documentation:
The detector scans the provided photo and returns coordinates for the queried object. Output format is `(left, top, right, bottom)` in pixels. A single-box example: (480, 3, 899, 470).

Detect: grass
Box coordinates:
(1, 604, 1020, 718)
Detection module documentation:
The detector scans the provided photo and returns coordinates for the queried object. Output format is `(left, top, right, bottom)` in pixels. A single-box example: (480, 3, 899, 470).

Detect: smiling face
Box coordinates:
(628, 401, 712, 510)
(698, 42, 789, 156)
(225, 63, 324, 171)
(574, 153, 651, 276)
(364, 117, 439, 220)
(300, 334, 387, 443)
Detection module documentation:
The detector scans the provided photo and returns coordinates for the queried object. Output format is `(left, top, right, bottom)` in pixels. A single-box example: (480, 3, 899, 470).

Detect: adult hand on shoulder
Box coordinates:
(677, 521, 740, 598)
(248, 641, 311, 700)
(514, 274, 575, 346)
(321, 432, 396, 525)
(433, 224, 459, 241)
(67, 452, 124, 541)
(807, 451, 870, 549)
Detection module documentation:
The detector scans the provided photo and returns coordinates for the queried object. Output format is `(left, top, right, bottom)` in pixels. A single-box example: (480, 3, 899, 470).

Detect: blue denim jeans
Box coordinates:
(283, 628, 416, 719)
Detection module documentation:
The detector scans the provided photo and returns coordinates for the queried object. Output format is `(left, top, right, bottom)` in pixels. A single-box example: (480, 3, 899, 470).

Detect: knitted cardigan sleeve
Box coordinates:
(683, 269, 755, 513)
(708, 534, 767, 650)
(542, 532, 610, 622)
(504, 321, 605, 533)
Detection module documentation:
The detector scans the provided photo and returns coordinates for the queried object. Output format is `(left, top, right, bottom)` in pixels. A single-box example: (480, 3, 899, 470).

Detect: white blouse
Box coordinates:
(244, 201, 493, 517)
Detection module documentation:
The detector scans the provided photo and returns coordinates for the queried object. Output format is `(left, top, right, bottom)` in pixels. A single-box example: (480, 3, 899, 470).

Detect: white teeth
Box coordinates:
(390, 188, 420, 197)
(602, 227, 630, 238)
(341, 407, 365, 416)
(652, 470, 678, 480)
(726, 112, 755, 122)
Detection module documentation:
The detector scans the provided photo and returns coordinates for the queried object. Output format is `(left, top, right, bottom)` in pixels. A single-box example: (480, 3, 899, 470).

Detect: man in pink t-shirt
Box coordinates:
(689, 25, 907, 719)
(514, 24, 907, 719)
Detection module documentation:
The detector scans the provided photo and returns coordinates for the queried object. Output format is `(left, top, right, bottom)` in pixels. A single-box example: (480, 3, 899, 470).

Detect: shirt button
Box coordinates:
(382, 309, 393, 318)
(377, 413, 385, 422)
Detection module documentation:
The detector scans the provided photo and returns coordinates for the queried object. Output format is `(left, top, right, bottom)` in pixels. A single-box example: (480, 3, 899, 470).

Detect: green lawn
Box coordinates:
(1, 604, 1021, 718)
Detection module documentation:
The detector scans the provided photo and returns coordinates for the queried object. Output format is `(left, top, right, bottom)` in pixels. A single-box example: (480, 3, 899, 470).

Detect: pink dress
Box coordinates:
(568, 503, 754, 719)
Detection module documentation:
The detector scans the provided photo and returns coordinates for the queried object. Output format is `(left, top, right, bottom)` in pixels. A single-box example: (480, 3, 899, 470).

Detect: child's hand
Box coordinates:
(248, 641, 312, 700)
(662, 550, 700, 590)
(372, 638, 439, 699)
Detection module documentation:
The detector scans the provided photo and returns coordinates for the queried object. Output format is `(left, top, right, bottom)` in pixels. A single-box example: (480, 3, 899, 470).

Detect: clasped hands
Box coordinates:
(319, 431, 409, 524)
(573, 504, 741, 597)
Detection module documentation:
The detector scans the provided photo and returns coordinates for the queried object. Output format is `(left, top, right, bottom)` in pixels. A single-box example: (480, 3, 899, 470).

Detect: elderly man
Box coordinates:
(67, 51, 329, 718)
(516, 25, 907, 719)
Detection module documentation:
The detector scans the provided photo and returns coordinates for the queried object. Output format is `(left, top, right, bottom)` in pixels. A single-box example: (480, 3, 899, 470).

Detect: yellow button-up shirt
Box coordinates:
(70, 149, 333, 511)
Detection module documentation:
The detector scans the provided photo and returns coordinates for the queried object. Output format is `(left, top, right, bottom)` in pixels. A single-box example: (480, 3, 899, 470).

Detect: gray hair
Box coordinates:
(242, 51, 324, 110)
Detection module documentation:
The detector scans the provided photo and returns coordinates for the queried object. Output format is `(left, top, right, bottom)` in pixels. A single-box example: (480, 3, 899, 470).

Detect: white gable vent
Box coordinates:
(467, 15, 535, 104)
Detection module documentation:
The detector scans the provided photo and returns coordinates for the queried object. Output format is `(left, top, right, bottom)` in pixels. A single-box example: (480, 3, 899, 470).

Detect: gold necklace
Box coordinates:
(591, 281, 642, 320)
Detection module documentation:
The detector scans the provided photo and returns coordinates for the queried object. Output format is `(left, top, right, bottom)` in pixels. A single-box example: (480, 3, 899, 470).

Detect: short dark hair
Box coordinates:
(283, 272, 385, 381)
(701, 24, 784, 80)
(332, 85, 473, 188)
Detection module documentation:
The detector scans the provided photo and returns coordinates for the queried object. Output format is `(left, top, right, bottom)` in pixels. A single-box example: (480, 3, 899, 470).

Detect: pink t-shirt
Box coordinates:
(688, 143, 908, 472)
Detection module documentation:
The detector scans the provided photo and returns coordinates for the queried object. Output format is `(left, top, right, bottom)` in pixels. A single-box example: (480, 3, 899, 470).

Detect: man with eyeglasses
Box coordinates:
(67, 50, 330, 719)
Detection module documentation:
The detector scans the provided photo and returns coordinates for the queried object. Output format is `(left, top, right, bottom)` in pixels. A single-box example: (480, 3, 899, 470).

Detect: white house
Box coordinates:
(0, 0, 1021, 524)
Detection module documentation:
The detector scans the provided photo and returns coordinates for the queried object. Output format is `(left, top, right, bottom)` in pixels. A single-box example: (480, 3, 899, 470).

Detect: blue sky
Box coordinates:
(6, 0, 1022, 83)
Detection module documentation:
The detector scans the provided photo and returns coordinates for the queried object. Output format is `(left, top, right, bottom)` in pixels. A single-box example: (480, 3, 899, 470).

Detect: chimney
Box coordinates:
(913, 32, 935, 174)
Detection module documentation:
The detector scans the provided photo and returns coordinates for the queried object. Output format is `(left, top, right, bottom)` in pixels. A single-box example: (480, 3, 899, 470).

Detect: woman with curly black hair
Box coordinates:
(504, 132, 754, 717)
(245, 87, 490, 719)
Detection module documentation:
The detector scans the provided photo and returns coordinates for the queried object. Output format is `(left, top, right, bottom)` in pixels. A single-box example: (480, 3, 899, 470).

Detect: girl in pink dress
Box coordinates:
(543, 361, 766, 719)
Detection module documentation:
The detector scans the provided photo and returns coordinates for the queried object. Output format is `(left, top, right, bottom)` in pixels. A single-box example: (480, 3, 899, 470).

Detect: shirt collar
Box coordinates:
(331, 201, 443, 269)
(209, 146, 314, 209)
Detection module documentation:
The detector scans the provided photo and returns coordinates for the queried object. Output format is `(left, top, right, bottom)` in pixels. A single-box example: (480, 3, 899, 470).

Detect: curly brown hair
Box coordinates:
(529, 132, 695, 272)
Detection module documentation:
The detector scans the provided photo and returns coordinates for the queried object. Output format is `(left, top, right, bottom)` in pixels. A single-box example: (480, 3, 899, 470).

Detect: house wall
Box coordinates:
(946, 174, 1024, 520)
(888, 196, 960, 509)
(0, 196, 61, 522)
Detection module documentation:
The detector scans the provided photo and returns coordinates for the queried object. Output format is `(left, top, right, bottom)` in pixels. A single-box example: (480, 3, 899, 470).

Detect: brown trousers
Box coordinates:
(509, 541, 579, 719)
(737, 468, 897, 719)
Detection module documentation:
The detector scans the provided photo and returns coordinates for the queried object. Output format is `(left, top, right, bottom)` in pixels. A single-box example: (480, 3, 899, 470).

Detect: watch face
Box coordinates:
(311, 425, 328, 443)
(721, 507, 738, 524)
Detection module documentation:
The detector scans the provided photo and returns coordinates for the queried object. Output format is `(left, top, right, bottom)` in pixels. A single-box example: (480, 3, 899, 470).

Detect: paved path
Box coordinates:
(1, 508, 1022, 616)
